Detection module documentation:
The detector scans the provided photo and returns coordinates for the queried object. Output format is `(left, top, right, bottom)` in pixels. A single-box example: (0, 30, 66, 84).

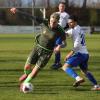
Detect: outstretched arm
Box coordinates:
(10, 8, 47, 24)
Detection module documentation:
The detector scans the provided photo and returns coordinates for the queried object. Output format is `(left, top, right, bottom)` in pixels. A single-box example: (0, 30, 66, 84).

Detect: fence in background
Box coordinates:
(0, 26, 100, 34)
(0, 26, 42, 34)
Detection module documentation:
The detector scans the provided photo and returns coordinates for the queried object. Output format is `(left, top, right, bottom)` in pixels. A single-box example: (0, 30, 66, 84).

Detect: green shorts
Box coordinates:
(25, 45, 53, 69)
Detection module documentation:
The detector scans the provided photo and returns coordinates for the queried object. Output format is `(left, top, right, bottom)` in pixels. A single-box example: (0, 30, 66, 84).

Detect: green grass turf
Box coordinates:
(0, 33, 100, 100)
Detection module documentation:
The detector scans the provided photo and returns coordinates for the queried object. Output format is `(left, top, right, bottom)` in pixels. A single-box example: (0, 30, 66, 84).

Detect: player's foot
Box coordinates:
(19, 74, 28, 82)
(73, 78, 85, 87)
(91, 85, 100, 91)
(51, 63, 62, 70)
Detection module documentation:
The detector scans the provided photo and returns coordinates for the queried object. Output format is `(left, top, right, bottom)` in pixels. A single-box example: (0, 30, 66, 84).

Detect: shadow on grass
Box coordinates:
(0, 59, 25, 63)
(0, 81, 94, 94)
(0, 81, 59, 94)
(0, 81, 18, 87)
(0, 69, 22, 72)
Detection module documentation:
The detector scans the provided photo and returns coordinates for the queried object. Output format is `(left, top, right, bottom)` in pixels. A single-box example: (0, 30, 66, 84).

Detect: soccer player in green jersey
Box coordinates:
(10, 8, 66, 92)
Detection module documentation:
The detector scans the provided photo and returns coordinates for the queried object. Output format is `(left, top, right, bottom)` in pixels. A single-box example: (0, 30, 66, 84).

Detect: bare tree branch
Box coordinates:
(82, 0, 87, 8)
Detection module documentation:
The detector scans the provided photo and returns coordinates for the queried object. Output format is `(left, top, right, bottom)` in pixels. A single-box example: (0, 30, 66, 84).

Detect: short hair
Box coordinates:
(59, 1, 66, 5)
(68, 15, 78, 22)
(50, 12, 60, 21)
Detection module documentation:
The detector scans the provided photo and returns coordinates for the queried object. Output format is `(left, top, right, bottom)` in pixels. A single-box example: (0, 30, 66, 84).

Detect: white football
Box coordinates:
(22, 82, 33, 93)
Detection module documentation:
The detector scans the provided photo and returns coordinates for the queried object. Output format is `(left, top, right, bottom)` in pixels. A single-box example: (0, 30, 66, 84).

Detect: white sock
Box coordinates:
(94, 85, 100, 88)
(75, 76, 82, 81)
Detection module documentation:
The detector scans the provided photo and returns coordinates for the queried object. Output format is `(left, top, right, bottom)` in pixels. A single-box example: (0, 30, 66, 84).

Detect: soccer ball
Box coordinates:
(22, 82, 33, 93)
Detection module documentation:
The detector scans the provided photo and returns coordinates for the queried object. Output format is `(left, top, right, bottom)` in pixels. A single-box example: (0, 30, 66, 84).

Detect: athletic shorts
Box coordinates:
(65, 52, 89, 70)
(25, 45, 53, 68)
(55, 38, 67, 48)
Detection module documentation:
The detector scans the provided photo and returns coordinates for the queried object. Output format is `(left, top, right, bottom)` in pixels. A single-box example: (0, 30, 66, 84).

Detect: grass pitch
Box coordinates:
(0, 33, 100, 100)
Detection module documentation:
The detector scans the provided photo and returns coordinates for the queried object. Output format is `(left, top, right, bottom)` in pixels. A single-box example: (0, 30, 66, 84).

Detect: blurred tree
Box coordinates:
(47, 0, 50, 7)
(82, 0, 87, 8)
(33, 0, 36, 6)
(90, 9, 97, 25)
(90, 9, 97, 33)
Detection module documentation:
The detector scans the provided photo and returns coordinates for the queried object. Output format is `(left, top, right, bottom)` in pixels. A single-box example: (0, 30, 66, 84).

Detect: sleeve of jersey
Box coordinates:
(72, 38, 80, 52)
(16, 10, 48, 24)
(72, 32, 81, 52)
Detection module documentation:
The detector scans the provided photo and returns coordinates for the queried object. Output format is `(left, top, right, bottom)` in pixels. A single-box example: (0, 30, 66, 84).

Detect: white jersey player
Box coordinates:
(57, 11, 69, 29)
(52, 2, 69, 69)
(66, 25, 88, 54)
(62, 15, 100, 91)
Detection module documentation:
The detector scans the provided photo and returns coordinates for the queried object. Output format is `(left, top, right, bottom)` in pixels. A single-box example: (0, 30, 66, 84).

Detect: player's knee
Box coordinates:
(62, 63, 69, 71)
(55, 50, 60, 54)
(24, 64, 31, 70)
(81, 69, 88, 75)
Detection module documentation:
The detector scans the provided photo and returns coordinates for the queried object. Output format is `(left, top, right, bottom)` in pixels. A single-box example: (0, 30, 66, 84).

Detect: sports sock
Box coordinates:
(86, 72, 97, 85)
(24, 69, 31, 75)
(23, 75, 32, 83)
(55, 52, 61, 63)
(65, 67, 78, 79)
(24, 65, 31, 75)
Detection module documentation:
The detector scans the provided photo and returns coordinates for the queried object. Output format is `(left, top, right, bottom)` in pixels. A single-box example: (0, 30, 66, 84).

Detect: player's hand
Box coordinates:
(10, 8, 17, 14)
(64, 50, 74, 61)
(54, 45, 61, 53)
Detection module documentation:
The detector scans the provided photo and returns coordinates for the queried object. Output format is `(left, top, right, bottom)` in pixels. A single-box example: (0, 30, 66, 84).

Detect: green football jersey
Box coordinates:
(36, 22, 66, 50)
(16, 10, 66, 51)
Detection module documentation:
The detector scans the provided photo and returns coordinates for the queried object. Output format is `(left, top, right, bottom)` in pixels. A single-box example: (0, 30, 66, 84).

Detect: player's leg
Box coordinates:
(53, 40, 66, 69)
(62, 63, 84, 87)
(19, 64, 32, 82)
(52, 51, 62, 69)
(22, 49, 52, 84)
(20, 49, 52, 92)
(23, 64, 40, 83)
(80, 54, 100, 90)
(80, 67, 98, 88)
(20, 64, 40, 92)
(51, 39, 64, 69)
(62, 53, 85, 87)
(80, 65, 100, 90)
(81, 70, 100, 90)
(19, 46, 38, 82)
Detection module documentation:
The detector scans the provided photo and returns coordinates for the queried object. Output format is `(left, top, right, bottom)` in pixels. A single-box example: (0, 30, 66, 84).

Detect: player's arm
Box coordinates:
(54, 45, 61, 53)
(10, 8, 47, 24)
(65, 35, 81, 60)
(64, 28, 74, 61)
(72, 30, 81, 52)
(64, 50, 74, 61)
(54, 37, 62, 53)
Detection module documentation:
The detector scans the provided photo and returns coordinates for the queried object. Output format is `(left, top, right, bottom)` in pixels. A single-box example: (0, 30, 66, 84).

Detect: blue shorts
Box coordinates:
(55, 37, 62, 45)
(55, 37, 66, 48)
(65, 52, 89, 70)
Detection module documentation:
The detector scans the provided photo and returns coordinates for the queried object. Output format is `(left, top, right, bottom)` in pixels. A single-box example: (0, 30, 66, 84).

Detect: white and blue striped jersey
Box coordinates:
(66, 25, 88, 54)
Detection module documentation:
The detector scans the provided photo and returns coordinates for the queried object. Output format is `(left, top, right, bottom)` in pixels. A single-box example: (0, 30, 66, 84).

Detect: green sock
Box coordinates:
(23, 76, 32, 83)
(24, 69, 31, 75)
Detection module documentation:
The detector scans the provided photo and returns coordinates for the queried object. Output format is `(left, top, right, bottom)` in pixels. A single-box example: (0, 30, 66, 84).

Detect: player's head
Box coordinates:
(58, 2, 66, 12)
(50, 13, 60, 29)
(67, 15, 78, 28)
